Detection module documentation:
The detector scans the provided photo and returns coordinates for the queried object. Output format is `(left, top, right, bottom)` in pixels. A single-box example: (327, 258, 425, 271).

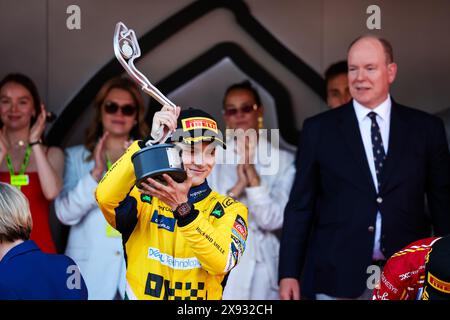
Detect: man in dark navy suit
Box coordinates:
(279, 35, 450, 300)
(0, 182, 88, 300)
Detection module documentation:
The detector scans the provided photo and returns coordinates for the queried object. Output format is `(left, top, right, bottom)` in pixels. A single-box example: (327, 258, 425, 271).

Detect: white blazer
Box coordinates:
(55, 145, 126, 300)
(208, 136, 296, 299)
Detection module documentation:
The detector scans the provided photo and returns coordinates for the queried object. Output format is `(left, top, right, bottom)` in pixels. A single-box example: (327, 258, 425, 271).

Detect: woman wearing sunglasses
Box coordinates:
(0, 73, 64, 254)
(208, 80, 296, 300)
(55, 77, 149, 299)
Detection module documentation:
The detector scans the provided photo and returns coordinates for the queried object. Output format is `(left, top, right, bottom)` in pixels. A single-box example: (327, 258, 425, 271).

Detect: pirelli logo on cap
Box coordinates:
(428, 272, 450, 294)
(181, 117, 218, 133)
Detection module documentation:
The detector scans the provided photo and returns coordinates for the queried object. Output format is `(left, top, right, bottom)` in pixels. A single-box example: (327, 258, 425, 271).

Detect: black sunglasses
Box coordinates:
(223, 104, 258, 116)
(103, 101, 136, 116)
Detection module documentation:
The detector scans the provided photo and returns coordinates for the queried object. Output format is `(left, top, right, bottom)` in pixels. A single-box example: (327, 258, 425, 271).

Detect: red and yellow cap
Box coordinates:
(169, 108, 226, 149)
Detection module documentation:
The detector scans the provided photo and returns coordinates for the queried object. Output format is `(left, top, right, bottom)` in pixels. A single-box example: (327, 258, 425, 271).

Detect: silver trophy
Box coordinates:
(113, 21, 186, 187)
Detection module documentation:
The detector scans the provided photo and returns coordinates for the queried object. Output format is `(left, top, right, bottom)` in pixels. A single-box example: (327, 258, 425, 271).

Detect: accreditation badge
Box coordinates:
(106, 222, 122, 238)
(10, 174, 29, 187)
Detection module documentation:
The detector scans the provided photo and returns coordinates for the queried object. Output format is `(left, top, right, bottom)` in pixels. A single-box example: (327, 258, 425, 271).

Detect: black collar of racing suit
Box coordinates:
(188, 180, 212, 203)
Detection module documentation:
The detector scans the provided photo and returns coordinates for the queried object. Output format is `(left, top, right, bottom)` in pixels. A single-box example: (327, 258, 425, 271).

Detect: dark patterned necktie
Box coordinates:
(368, 112, 386, 189)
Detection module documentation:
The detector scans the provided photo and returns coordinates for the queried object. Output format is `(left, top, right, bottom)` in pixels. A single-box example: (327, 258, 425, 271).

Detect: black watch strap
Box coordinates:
(29, 139, 42, 146)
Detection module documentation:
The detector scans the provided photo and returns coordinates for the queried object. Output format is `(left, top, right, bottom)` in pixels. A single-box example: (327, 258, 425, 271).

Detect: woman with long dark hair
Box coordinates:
(208, 80, 296, 299)
(0, 73, 64, 254)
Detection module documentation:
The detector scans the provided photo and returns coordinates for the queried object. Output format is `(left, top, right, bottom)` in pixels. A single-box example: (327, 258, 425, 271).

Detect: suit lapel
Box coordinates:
(338, 103, 377, 194)
(379, 102, 408, 193)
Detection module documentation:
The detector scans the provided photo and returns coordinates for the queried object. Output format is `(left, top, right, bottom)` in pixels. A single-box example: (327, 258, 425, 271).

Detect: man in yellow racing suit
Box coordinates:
(96, 106, 248, 300)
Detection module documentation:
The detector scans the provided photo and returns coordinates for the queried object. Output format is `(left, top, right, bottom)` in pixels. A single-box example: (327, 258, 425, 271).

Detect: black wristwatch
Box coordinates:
(173, 202, 193, 219)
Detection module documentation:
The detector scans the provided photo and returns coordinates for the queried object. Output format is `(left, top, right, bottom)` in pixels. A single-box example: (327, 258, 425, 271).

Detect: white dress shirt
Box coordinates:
(353, 95, 391, 261)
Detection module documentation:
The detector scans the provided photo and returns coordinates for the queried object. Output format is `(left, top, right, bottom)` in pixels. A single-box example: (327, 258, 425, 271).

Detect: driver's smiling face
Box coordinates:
(176, 142, 216, 187)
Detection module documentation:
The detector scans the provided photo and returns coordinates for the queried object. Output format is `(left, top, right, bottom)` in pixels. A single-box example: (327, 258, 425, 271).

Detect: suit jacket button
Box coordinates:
(376, 197, 383, 204)
(368, 226, 375, 232)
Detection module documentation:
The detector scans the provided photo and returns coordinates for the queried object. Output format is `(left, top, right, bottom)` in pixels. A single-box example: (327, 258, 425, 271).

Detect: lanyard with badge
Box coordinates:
(5, 145, 31, 190)
(104, 154, 122, 238)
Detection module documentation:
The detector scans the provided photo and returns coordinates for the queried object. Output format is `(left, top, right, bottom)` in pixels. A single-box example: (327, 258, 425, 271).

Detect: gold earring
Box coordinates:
(258, 116, 263, 129)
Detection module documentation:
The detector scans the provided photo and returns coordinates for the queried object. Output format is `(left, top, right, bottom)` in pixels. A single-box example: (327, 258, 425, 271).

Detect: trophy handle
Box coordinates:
(113, 21, 175, 145)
